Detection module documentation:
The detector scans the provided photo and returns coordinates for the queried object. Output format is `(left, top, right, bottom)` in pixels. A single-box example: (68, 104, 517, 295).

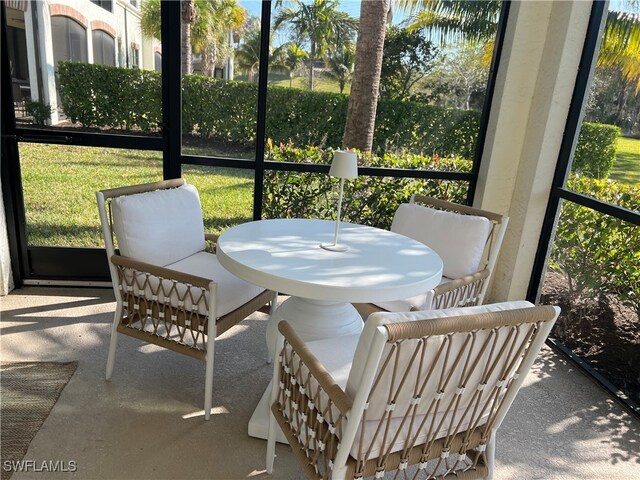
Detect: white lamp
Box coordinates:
(321, 150, 358, 252)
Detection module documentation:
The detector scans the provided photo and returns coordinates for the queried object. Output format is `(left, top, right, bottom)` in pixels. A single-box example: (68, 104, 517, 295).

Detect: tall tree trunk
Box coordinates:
(202, 42, 218, 77)
(343, 0, 387, 152)
(181, 0, 195, 74)
(309, 41, 316, 90)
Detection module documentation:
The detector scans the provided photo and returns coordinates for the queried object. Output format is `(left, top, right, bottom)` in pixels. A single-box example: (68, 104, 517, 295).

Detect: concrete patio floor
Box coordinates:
(1, 287, 639, 480)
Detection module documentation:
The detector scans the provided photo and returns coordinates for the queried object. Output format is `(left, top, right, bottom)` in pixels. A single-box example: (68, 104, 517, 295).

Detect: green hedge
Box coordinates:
(56, 62, 480, 156)
(57, 62, 619, 168)
(262, 144, 472, 229)
(57, 62, 161, 132)
(572, 122, 621, 179)
(550, 174, 640, 314)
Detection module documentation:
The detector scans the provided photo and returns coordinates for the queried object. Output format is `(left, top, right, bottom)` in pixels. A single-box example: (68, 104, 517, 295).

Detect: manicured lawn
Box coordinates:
(269, 75, 350, 94)
(610, 136, 640, 185)
(20, 143, 253, 248)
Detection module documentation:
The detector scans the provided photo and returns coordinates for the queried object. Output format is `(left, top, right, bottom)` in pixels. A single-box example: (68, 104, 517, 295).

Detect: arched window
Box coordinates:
(154, 51, 162, 72)
(51, 16, 87, 64)
(92, 30, 115, 66)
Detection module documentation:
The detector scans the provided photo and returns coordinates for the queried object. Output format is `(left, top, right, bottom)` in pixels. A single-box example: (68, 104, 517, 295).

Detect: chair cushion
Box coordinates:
(299, 334, 360, 392)
(165, 251, 265, 317)
(391, 203, 492, 279)
(373, 277, 452, 312)
(112, 184, 205, 267)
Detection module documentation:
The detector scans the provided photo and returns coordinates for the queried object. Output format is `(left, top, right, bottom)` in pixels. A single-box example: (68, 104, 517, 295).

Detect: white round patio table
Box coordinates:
(216, 218, 443, 440)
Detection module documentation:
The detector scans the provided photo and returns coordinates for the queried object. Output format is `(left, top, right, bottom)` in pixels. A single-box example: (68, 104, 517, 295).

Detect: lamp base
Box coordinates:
(320, 243, 348, 252)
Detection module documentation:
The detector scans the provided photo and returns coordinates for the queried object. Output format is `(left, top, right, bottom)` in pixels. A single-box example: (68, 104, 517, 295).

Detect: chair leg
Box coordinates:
(266, 292, 279, 364)
(483, 430, 496, 480)
(270, 292, 279, 315)
(331, 466, 348, 480)
(266, 332, 284, 474)
(204, 337, 215, 421)
(266, 411, 277, 474)
(105, 303, 122, 380)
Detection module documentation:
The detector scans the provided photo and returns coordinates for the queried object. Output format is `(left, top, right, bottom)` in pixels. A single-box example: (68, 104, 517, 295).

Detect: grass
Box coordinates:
(20, 134, 636, 248)
(269, 75, 350, 94)
(610, 136, 640, 185)
(20, 144, 253, 248)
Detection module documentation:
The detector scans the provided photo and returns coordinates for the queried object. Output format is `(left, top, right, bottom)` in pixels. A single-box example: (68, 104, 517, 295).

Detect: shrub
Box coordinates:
(572, 122, 621, 179)
(57, 61, 161, 131)
(57, 62, 621, 170)
(550, 174, 640, 315)
(24, 100, 52, 125)
(262, 144, 472, 229)
(57, 63, 480, 157)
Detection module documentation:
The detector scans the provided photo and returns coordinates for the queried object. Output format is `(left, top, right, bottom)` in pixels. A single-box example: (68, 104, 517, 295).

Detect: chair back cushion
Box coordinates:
(391, 203, 492, 279)
(347, 300, 534, 400)
(112, 184, 205, 266)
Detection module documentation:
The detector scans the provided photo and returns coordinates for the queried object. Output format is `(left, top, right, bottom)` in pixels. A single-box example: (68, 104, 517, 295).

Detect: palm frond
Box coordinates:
(599, 10, 640, 92)
(401, 0, 500, 46)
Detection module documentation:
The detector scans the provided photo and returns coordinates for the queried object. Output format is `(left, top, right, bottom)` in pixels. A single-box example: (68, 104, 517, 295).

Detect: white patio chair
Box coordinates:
(355, 194, 508, 317)
(96, 178, 276, 420)
(267, 301, 559, 480)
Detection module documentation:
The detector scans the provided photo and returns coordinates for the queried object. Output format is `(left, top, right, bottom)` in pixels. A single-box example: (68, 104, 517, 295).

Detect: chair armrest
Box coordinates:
(417, 269, 491, 310)
(110, 254, 213, 290)
(278, 321, 353, 416)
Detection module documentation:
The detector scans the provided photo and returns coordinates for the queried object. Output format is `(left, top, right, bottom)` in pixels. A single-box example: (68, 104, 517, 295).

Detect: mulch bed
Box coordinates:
(541, 271, 640, 405)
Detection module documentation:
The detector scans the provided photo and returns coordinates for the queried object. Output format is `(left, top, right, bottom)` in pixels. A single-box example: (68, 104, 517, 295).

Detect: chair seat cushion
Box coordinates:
(112, 184, 206, 267)
(373, 277, 452, 312)
(391, 203, 492, 279)
(165, 251, 265, 318)
(302, 333, 360, 391)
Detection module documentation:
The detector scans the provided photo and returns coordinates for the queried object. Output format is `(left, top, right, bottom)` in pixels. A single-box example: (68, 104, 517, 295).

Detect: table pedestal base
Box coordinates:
(265, 296, 364, 359)
(250, 296, 364, 442)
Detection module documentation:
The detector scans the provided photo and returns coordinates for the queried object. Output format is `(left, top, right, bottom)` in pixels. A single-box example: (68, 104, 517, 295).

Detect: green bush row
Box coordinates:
(550, 174, 640, 314)
(262, 144, 472, 229)
(58, 62, 161, 132)
(57, 62, 620, 173)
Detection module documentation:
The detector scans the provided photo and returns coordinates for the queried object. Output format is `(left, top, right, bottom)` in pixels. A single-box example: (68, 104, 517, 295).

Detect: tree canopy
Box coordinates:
(274, 0, 358, 90)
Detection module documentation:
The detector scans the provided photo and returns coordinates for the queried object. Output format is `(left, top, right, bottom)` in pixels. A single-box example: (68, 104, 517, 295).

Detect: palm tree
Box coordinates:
(274, 0, 358, 91)
(324, 42, 355, 94)
(234, 23, 286, 82)
(342, 0, 388, 151)
(234, 25, 262, 82)
(182, 0, 196, 73)
(140, 0, 245, 74)
(281, 43, 309, 88)
(196, 0, 246, 77)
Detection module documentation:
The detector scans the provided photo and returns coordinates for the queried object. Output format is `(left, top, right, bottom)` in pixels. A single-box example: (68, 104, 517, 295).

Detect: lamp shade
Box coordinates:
(329, 150, 358, 179)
